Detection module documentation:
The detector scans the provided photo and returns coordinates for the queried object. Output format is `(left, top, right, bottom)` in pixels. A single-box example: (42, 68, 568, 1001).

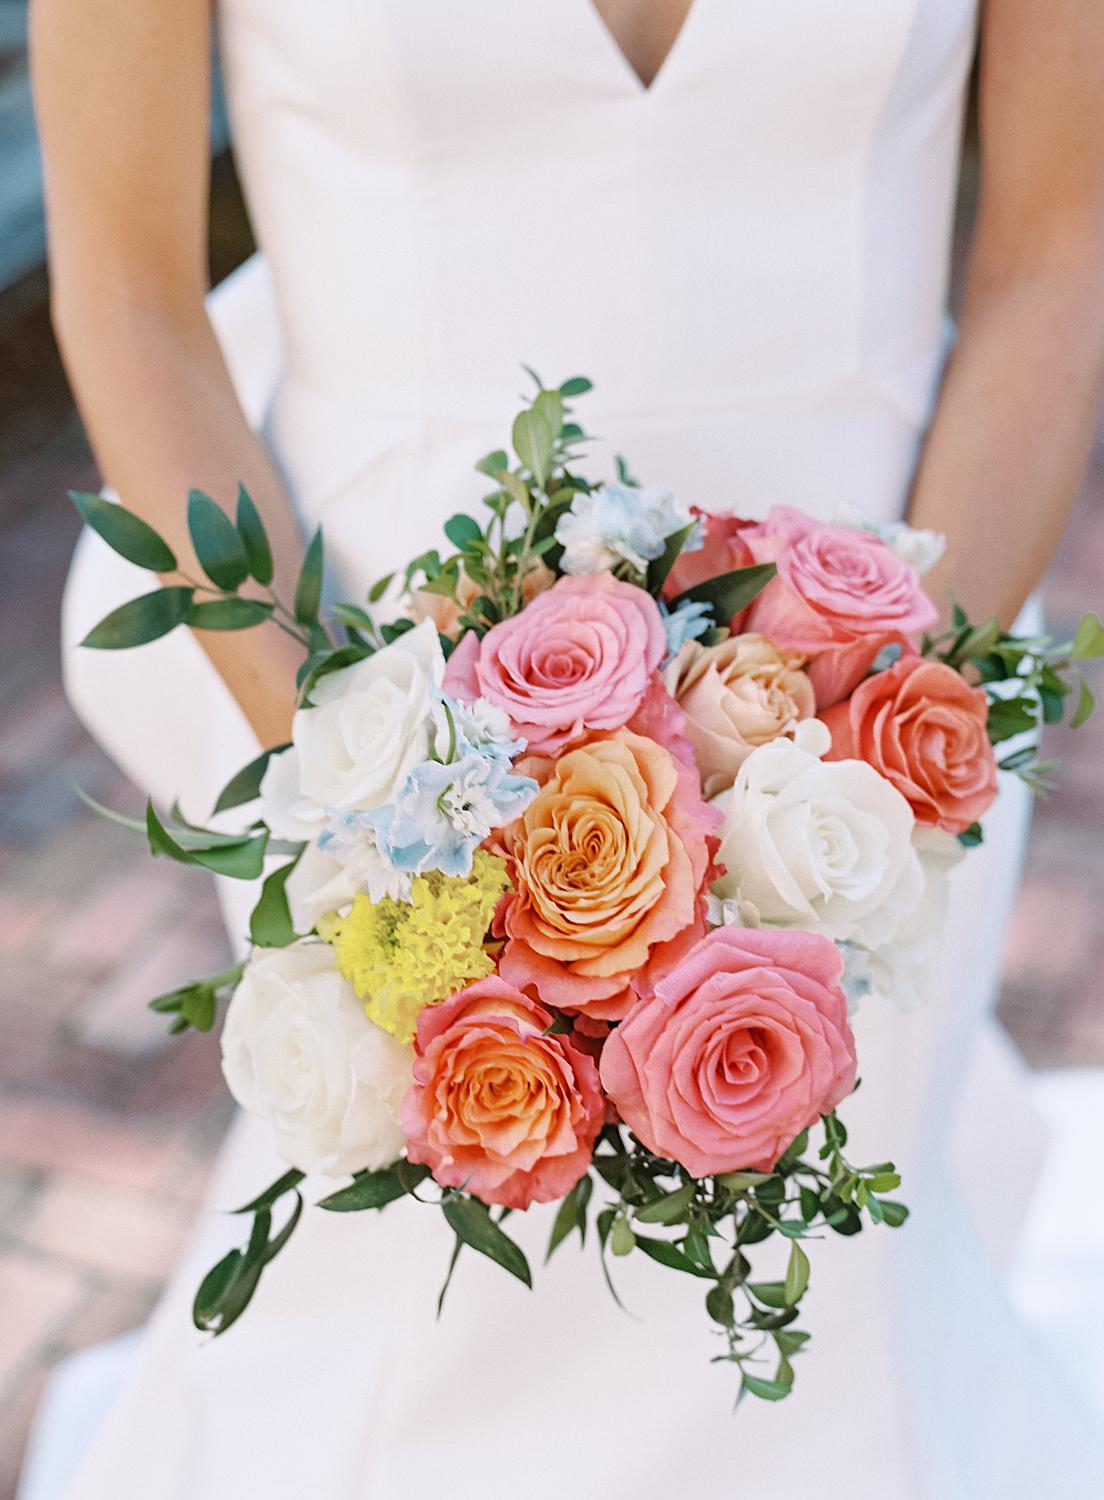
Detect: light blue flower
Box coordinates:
(365, 753, 538, 879)
(659, 598, 714, 661)
(437, 692, 526, 766)
(555, 483, 702, 576)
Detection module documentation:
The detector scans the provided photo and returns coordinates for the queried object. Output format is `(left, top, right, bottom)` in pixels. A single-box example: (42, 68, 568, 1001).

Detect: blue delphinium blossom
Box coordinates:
(555, 483, 702, 576)
(439, 692, 526, 766)
(659, 598, 714, 662)
(366, 753, 538, 879)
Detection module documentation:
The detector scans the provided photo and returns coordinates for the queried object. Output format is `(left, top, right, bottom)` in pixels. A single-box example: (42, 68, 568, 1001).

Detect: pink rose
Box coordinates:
(745, 507, 938, 707)
(663, 510, 759, 630)
(600, 927, 857, 1175)
(402, 976, 603, 1209)
(444, 574, 667, 756)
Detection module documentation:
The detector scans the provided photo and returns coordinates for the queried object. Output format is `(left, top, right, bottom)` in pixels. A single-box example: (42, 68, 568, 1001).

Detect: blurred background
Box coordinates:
(1, 5, 1103, 1495)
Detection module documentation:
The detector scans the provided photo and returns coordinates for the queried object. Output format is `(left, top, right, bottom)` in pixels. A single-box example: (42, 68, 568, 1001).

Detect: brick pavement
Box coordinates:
(1, 161, 1103, 1498)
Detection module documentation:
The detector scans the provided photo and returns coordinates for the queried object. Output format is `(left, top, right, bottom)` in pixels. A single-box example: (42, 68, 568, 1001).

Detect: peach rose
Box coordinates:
(444, 573, 667, 756)
(600, 927, 857, 1176)
(663, 509, 759, 632)
(745, 507, 938, 707)
(820, 655, 998, 834)
(497, 729, 720, 1020)
(663, 633, 816, 797)
(401, 976, 603, 1209)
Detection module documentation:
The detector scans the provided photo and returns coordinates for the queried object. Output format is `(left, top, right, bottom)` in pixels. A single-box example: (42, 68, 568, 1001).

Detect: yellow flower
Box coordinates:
(321, 850, 510, 1043)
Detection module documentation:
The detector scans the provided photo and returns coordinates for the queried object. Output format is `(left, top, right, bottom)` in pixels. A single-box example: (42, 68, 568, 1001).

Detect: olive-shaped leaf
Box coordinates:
(188, 489, 249, 590)
(187, 598, 274, 631)
(294, 526, 325, 626)
(511, 408, 554, 489)
(81, 586, 194, 649)
(70, 492, 177, 572)
(236, 485, 274, 586)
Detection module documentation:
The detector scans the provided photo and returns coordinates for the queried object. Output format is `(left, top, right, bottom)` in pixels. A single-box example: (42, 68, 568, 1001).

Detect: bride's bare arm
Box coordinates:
(908, 0, 1104, 629)
(31, 0, 304, 746)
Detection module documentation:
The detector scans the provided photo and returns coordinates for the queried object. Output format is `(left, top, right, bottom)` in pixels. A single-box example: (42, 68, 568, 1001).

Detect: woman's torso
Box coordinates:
(216, 0, 978, 592)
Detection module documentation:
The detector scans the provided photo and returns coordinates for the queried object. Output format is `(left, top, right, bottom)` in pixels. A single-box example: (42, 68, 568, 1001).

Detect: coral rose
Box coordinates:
(443, 574, 666, 755)
(745, 507, 938, 707)
(599, 927, 857, 1175)
(820, 655, 998, 834)
(663, 633, 816, 797)
(663, 509, 758, 631)
(401, 976, 603, 1208)
(498, 729, 720, 1020)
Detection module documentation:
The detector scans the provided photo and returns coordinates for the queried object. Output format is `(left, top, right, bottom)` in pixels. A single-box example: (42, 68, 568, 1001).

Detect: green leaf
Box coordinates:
(81, 586, 194, 649)
(511, 408, 554, 489)
(717, 1171, 774, 1193)
(532, 388, 564, 440)
(1072, 613, 1104, 660)
(443, 513, 484, 550)
(366, 574, 394, 605)
(879, 1199, 910, 1228)
(232, 1169, 306, 1216)
(669, 562, 777, 625)
(249, 857, 302, 947)
(441, 1197, 532, 1287)
(235, 485, 274, 586)
(187, 490, 249, 591)
(70, 491, 177, 572)
(1071, 677, 1096, 730)
(179, 987, 216, 1031)
(145, 802, 268, 879)
(957, 822, 984, 849)
(633, 1236, 715, 1279)
(316, 1164, 430, 1213)
(741, 1369, 794, 1403)
(187, 598, 274, 631)
(705, 1283, 735, 1327)
(985, 694, 1038, 745)
(646, 523, 697, 595)
(294, 526, 325, 626)
(634, 1182, 695, 1225)
(546, 1175, 593, 1262)
(213, 745, 290, 815)
(784, 1242, 811, 1304)
(748, 1281, 789, 1309)
(475, 449, 510, 478)
(193, 1249, 245, 1331)
(558, 376, 593, 398)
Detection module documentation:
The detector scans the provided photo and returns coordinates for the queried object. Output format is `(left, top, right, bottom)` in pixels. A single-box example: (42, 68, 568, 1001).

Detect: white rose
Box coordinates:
(862, 827, 964, 1009)
(260, 618, 444, 835)
(221, 941, 411, 1176)
(710, 720, 923, 948)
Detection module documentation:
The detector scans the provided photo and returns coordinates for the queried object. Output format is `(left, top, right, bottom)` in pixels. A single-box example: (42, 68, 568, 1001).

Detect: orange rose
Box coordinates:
(664, 633, 815, 797)
(820, 655, 998, 834)
(497, 729, 719, 1019)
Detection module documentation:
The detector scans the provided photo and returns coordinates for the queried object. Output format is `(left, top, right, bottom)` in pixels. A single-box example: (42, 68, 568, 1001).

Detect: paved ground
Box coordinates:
(1, 157, 1103, 1497)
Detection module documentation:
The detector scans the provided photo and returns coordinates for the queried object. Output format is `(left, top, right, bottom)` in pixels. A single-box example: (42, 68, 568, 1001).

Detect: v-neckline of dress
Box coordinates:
(584, 0, 704, 96)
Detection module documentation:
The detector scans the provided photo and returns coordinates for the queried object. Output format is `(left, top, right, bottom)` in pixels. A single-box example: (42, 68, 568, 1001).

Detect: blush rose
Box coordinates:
(401, 976, 603, 1208)
(443, 573, 666, 756)
(663, 633, 816, 797)
(820, 655, 998, 834)
(745, 507, 938, 707)
(599, 927, 857, 1175)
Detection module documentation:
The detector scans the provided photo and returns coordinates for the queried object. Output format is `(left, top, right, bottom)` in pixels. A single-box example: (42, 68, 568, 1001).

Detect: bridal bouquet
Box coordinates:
(74, 376, 1102, 1403)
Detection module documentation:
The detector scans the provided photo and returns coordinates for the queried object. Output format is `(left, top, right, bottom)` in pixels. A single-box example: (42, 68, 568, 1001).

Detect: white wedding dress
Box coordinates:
(32, 2, 1104, 1496)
